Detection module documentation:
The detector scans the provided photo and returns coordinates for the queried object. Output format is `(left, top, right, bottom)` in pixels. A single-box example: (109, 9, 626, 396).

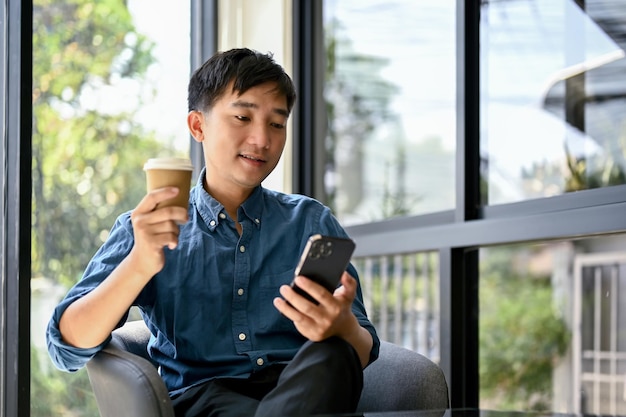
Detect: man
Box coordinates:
(47, 48, 379, 417)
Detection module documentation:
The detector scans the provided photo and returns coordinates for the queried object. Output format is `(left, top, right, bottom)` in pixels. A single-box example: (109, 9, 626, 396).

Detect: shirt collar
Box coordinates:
(191, 168, 264, 231)
(240, 186, 263, 228)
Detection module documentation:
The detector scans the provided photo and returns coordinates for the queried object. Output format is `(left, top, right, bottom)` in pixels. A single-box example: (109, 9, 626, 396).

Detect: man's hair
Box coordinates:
(187, 48, 297, 113)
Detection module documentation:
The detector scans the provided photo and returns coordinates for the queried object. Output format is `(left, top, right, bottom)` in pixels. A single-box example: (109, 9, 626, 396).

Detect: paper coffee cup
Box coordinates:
(143, 157, 194, 209)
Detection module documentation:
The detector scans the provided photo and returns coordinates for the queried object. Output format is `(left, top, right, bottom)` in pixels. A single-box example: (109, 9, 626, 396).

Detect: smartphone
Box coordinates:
(290, 234, 356, 304)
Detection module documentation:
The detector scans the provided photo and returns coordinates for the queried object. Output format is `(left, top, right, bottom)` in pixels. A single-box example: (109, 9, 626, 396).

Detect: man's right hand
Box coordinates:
(58, 187, 188, 349)
(128, 187, 189, 279)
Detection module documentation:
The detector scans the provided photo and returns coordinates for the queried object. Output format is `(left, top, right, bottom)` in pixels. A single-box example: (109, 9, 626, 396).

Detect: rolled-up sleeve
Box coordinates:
(46, 213, 134, 372)
(46, 296, 111, 372)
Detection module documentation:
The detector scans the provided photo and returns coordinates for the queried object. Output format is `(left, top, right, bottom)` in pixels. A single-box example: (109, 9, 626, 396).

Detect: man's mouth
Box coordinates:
(240, 154, 266, 163)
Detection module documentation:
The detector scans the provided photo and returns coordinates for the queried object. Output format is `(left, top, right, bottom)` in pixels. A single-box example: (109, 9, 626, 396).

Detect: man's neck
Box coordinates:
(203, 178, 253, 221)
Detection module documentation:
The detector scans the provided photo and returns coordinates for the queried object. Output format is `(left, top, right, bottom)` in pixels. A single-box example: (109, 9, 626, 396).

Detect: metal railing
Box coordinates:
(573, 252, 626, 415)
(354, 251, 440, 363)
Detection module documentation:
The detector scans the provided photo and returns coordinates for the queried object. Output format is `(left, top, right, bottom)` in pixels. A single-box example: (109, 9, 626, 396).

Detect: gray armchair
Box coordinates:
(86, 320, 449, 417)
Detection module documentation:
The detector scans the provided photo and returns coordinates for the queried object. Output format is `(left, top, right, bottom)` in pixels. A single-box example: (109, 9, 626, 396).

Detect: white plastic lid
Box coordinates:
(143, 157, 194, 171)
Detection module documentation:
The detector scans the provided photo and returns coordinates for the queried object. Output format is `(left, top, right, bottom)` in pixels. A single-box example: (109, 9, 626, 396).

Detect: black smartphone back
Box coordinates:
(293, 234, 356, 297)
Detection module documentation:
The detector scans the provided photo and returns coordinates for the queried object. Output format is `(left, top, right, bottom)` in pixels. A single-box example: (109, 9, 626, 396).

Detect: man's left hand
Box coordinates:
(273, 272, 360, 342)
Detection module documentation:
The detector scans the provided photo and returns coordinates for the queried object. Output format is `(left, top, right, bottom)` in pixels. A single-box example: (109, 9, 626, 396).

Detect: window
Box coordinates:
(481, 0, 626, 205)
(30, 1, 190, 415)
(480, 235, 626, 414)
(312, 0, 626, 410)
(323, 0, 456, 225)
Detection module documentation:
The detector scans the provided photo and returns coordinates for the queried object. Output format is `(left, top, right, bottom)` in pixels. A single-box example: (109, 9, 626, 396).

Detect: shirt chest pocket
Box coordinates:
(255, 269, 296, 331)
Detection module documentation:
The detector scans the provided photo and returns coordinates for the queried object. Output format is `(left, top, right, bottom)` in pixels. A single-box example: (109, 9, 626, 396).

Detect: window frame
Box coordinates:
(189, 0, 217, 176)
(292, 0, 626, 409)
(1, 0, 33, 415)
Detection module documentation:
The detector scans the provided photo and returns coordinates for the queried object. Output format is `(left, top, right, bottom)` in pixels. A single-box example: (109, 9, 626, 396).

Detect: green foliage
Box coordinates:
(32, 0, 169, 288)
(31, 0, 173, 414)
(479, 247, 570, 411)
(31, 345, 99, 417)
(563, 143, 626, 191)
(518, 132, 626, 198)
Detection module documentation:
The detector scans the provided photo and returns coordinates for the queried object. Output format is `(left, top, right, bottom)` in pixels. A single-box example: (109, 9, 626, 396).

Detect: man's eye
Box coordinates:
(271, 122, 285, 129)
(235, 115, 250, 121)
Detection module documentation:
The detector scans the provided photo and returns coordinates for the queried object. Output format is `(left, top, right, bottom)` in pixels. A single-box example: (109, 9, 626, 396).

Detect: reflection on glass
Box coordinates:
(30, 1, 190, 415)
(480, 0, 626, 205)
(323, 0, 456, 226)
(479, 234, 626, 414)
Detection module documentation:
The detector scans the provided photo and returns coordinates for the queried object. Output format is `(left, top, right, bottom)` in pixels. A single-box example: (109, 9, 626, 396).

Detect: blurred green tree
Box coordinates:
(480, 246, 570, 411)
(32, 0, 167, 288)
(31, 0, 171, 415)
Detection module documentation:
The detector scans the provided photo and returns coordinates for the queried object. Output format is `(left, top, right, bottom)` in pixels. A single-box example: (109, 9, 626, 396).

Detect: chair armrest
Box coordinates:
(358, 341, 449, 412)
(86, 343, 174, 417)
(109, 319, 154, 363)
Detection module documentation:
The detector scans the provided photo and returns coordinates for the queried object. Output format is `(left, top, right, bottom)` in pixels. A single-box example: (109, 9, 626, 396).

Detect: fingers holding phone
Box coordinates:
(274, 234, 358, 340)
(275, 272, 359, 342)
(289, 272, 358, 311)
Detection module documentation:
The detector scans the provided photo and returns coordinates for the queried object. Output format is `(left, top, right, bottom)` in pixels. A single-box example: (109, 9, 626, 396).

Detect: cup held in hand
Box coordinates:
(144, 158, 194, 209)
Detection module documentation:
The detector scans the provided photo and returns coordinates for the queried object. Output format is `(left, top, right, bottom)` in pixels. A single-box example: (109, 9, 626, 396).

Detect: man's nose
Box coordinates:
(248, 123, 271, 148)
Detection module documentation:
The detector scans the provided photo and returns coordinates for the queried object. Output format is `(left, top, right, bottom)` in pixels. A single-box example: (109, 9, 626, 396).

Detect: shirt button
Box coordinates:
(209, 220, 216, 226)
(256, 358, 264, 366)
(238, 333, 246, 341)
(254, 218, 260, 224)
(237, 288, 244, 296)
(239, 245, 246, 253)
(219, 213, 226, 219)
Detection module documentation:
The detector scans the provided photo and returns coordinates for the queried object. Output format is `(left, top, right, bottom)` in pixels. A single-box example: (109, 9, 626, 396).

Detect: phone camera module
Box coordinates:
(318, 241, 333, 258)
(309, 240, 334, 260)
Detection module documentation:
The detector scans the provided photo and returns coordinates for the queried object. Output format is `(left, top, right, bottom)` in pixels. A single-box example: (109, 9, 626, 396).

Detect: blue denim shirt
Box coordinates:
(47, 170, 379, 395)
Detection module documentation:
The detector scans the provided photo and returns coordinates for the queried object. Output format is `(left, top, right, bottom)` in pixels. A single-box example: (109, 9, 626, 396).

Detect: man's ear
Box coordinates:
(187, 110, 205, 143)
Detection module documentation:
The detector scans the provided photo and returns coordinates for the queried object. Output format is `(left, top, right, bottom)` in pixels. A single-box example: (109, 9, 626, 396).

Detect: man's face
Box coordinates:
(189, 81, 289, 198)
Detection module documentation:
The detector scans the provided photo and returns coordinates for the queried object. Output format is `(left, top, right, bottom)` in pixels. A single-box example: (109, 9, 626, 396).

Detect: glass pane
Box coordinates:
(481, 0, 626, 205)
(479, 235, 626, 415)
(30, 1, 190, 415)
(323, 0, 456, 226)
(353, 252, 440, 361)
